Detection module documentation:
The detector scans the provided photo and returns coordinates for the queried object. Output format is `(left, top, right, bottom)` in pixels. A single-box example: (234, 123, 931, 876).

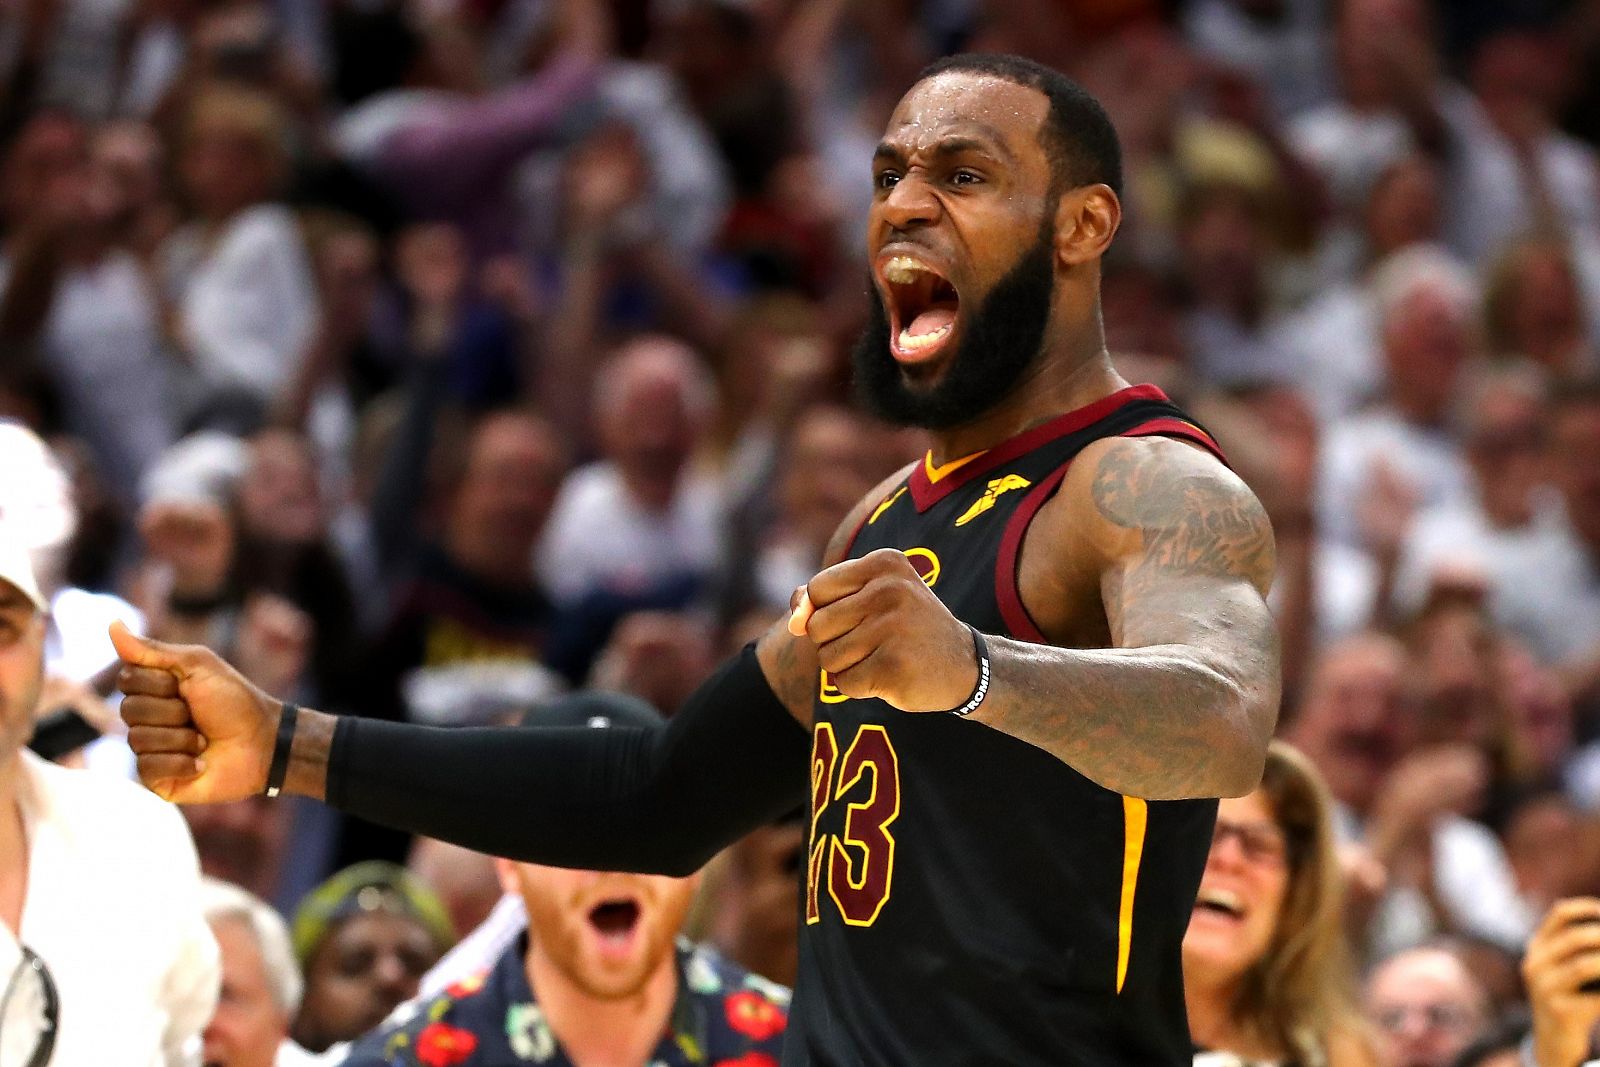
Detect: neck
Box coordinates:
(526, 944, 678, 1067)
(927, 341, 1126, 465)
(1186, 968, 1279, 1059)
(0, 751, 29, 936)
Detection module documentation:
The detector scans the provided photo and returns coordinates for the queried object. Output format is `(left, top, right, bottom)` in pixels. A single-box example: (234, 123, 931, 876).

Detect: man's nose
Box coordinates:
(879, 173, 942, 231)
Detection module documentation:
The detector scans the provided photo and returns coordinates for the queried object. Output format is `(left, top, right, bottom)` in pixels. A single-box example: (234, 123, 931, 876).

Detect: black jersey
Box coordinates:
(785, 385, 1228, 1067)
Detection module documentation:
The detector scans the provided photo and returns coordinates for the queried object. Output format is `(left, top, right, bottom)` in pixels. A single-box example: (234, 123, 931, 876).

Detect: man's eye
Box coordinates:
(875, 171, 901, 190)
(951, 170, 981, 186)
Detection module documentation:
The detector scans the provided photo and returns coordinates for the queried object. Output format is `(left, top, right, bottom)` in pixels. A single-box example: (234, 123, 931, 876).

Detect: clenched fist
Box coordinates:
(109, 621, 280, 804)
(788, 548, 981, 713)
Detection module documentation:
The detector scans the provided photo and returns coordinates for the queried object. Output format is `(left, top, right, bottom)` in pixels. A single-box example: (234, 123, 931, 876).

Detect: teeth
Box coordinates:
(1196, 888, 1244, 916)
(884, 256, 935, 284)
(898, 324, 951, 351)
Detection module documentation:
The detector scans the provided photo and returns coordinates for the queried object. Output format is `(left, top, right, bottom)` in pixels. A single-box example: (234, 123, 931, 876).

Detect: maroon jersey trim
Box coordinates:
(907, 384, 1170, 513)
(994, 421, 1230, 644)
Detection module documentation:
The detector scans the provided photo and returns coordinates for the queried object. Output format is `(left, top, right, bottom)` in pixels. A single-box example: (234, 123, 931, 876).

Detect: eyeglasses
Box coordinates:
(0, 945, 59, 1067)
(1211, 818, 1291, 868)
(1372, 1002, 1476, 1036)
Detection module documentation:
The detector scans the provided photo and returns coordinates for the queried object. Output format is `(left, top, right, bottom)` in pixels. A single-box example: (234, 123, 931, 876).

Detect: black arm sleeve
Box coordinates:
(325, 645, 810, 875)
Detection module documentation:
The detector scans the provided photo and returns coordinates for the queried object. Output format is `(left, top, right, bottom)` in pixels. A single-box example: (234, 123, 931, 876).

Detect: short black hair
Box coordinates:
(914, 53, 1123, 198)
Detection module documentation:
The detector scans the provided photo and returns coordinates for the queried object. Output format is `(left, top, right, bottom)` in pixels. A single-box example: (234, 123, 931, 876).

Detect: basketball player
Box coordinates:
(113, 54, 1280, 1065)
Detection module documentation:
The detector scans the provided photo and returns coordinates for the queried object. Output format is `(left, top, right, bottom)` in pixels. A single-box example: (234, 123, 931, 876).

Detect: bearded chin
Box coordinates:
(851, 222, 1057, 430)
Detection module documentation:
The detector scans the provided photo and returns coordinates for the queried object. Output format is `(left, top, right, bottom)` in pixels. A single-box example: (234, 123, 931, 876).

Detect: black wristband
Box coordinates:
(264, 703, 298, 798)
(948, 625, 991, 718)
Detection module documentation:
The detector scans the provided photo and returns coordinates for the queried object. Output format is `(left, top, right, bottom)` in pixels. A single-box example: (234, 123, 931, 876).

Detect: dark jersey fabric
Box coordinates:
(786, 384, 1227, 1067)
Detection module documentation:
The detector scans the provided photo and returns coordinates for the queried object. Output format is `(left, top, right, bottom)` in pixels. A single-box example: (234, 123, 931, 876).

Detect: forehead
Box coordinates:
(0, 581, 37, 619)
(884, 73, 1049, 159)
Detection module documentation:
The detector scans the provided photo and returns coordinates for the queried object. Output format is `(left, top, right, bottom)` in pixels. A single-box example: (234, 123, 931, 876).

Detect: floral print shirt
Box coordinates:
(340, 936, 790, 1067)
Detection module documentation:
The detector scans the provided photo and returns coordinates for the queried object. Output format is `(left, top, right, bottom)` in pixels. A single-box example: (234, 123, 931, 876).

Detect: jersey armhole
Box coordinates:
(992, 426, 1232, 643)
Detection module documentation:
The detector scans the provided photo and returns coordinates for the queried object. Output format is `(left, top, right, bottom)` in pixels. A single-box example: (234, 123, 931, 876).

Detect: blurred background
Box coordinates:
(3, 0, 1600, 1061)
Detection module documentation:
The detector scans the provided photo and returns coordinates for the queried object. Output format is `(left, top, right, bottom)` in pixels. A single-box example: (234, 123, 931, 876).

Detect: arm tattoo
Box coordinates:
(970, 440, 1280, 800)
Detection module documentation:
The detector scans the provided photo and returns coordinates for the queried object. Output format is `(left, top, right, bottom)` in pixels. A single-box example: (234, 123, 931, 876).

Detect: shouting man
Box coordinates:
(114, 54, 1279, 1065)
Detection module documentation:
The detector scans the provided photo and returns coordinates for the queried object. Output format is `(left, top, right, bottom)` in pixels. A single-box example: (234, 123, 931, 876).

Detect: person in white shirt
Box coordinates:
(0, 532, 218, 1065)
(1317, 245, 1478, 549)
(200, 877, 315, 1067)
(1283, 633, 1533, 959)
(537, 337, 726, 646)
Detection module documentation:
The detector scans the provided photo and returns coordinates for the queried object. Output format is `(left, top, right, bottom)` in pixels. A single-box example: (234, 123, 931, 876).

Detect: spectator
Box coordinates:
(1318, 245, 1479, 550)
(1482, 238, 1597, 378)
(159, 84, 318, 423)
(407, 837, 503, 942)
(1184, 740, 1373, 1066)
(693, 813, 806, 989)
(201, 877, 308, 1067)
(537, 337, 724, 676)
(1484, 384, 1600, 699)
(342, 692, 790, 1067)
(0, 527, 218, 1062)
(1393, 365, 1556, 617)
(1363, 945, 1493, 1067)
(1284, 632, 1532, 957)
(367, 408, 567, 716)
(0, 111, 174, 499)
(289, 861, 455, 1053)
(1522, 898, 1600, 1067)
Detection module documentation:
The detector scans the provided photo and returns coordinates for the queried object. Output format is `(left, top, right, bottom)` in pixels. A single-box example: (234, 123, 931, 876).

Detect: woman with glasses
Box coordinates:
(1186, 741, 1376, 1067)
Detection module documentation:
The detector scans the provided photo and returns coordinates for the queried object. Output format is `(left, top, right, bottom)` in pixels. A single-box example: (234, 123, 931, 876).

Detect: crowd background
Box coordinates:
(4, 0, 1600, 1063)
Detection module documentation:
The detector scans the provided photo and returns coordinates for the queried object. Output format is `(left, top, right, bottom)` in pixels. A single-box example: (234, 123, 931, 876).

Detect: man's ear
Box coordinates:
(1053, 184, 1121, 268)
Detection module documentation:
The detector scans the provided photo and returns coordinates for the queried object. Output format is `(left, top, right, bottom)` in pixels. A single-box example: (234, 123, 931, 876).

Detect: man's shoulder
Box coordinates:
(24, 754, 189, 845)
(342, 944, 521, 1066)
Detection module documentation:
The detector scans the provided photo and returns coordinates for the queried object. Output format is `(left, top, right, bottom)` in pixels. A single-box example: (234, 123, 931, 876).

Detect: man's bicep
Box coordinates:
(1084, 436, 1279, 703)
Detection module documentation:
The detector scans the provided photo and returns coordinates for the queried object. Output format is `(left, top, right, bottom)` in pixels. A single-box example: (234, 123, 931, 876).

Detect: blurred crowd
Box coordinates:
(4, 0, 1600, 1063)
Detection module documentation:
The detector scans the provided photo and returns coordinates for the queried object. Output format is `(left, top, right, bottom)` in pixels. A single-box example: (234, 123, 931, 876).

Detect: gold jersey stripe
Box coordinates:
(1116, 796, 1148, 994)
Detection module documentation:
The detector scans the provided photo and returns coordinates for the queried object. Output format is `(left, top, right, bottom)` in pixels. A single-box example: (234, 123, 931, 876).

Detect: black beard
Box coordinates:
(851, 221, 1056, 430)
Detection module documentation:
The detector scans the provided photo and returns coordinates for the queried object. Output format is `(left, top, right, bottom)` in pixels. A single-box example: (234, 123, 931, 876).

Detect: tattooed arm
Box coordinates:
(969, 436, 1279, 800)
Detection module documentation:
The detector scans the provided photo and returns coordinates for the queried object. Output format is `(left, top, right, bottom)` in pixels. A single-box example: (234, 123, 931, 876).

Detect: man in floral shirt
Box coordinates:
(338, 695, 790, 1067)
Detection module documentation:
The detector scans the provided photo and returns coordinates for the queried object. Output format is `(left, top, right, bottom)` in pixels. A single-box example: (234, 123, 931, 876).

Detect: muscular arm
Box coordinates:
(968, 437, 1279, 800)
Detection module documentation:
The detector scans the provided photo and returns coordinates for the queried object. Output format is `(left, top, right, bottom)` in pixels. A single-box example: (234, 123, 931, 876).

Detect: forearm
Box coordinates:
(294, 647, 810, 874)
(968, 636, 1274, 800)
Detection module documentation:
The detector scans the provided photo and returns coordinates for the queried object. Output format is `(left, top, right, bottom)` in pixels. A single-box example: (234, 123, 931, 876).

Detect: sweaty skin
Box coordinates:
(112, 69, 1277, 811)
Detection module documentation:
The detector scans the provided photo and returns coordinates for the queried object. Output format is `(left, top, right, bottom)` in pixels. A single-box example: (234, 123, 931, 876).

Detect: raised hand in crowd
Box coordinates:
(1524, 899, 1600, 1067)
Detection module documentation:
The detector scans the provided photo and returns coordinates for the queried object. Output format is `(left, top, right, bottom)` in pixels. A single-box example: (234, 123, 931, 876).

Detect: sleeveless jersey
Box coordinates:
(785, 385, 1228, 1067)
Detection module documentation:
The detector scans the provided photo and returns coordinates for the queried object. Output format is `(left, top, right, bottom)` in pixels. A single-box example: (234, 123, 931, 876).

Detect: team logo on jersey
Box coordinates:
(868, 486, 907, 525)
(954, 474, 1032, 526)
(903, 546, 940, 587)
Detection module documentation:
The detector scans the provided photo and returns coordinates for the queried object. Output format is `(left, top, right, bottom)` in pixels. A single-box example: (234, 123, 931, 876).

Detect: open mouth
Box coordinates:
(1192, 887, 1246, 922)
(587, 898, 642, 953)
(881, 255, 960, 365)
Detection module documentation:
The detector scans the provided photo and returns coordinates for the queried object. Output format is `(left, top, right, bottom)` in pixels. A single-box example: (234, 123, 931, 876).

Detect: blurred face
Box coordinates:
(0, 584, 45, 764)
(0, 114, 87, 228)
(507, 862, 698, 1000)
(204, 917, 288, 1067)
(1290, 638, 1413, 813)
(1552, 402, 1600, 550)
(1180, 188, 1264, 309)
(780, 410, 878, 549)
(294, 913, 441, 1051)
(1411, 608, 1497, 750)
(1382, 288, 1472, 422)
(1505, 249, 1583, 367)
(450, 415, 565, 575)
(1183, 791, 1291, 989)
(1501, 644, 1572, 776)
(183, 798, 290, 902)
(854, 73, 1065, 429)
(1365, 158, 1440, 257)
(1464, 387, 1545, 527)
(238, 431, 321, 545)
(180, 124, 274, 219)
(722, 823, 804, 986)
(1366, 949, 1488, 1067)
(601, 364, 700, 490)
